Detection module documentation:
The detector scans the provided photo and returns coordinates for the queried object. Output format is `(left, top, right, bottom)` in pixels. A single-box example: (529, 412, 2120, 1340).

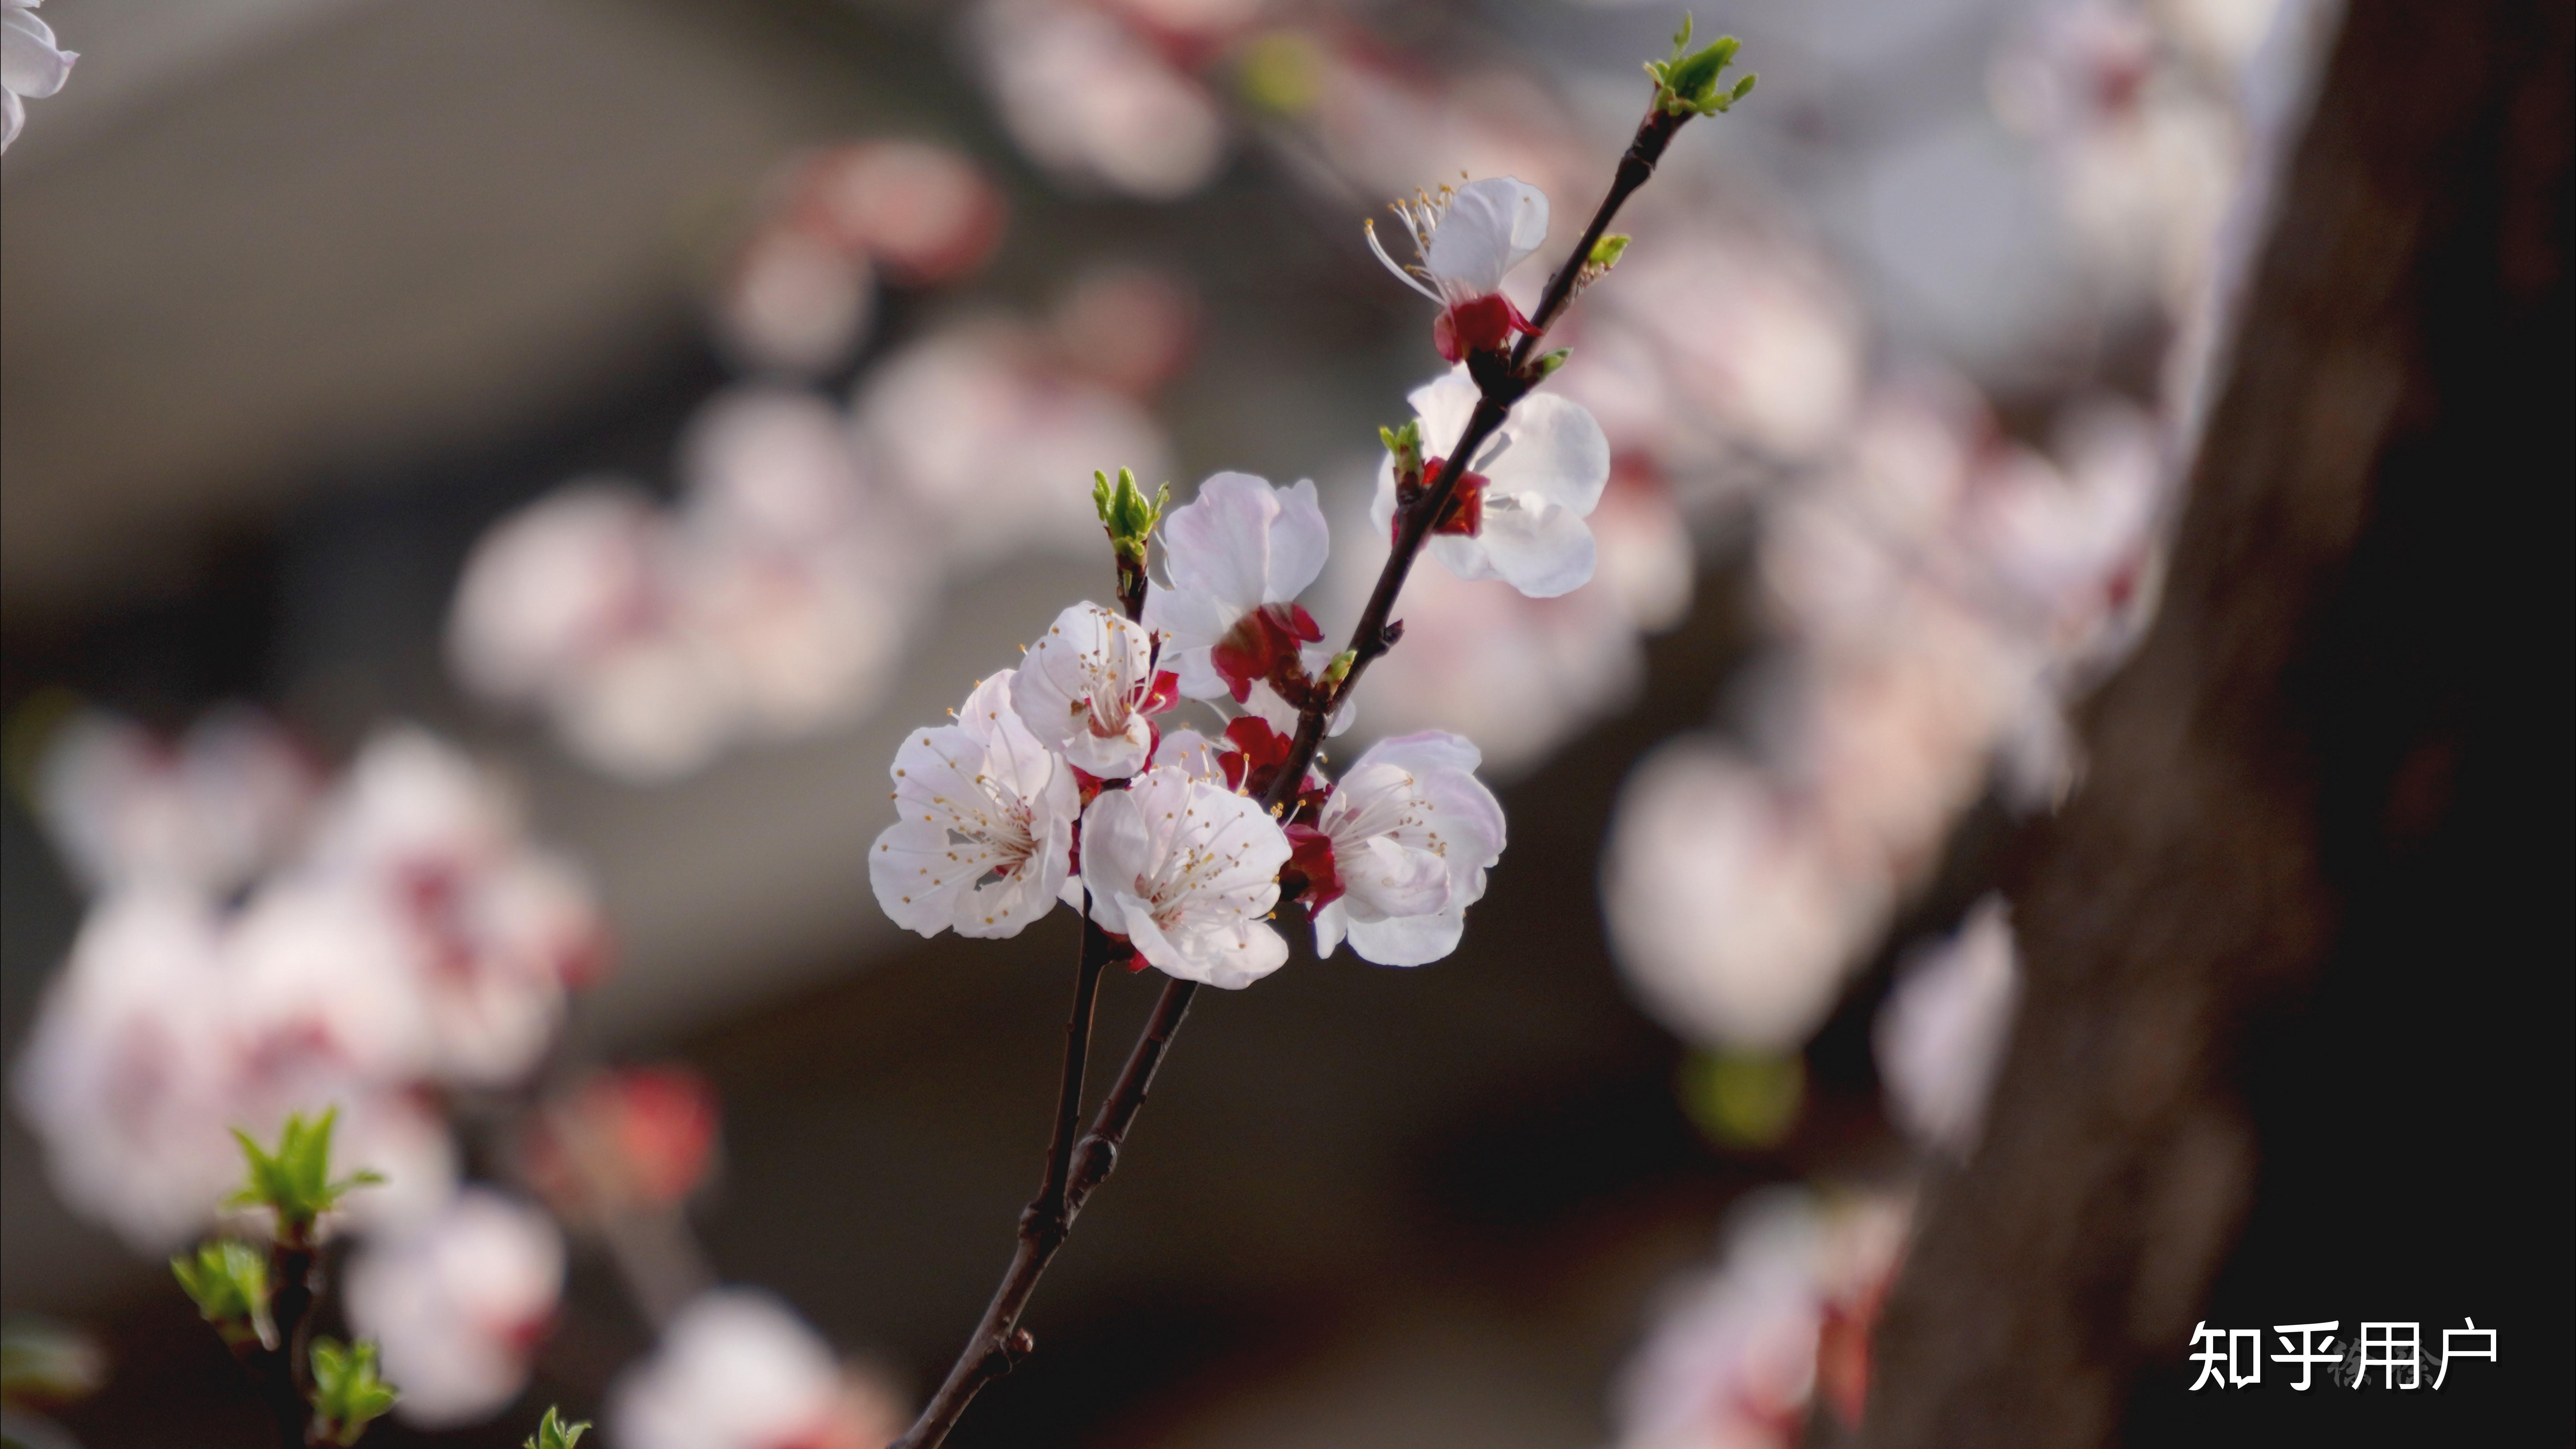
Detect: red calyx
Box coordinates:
(1210, 603, 1323, 703)
(1280, 823, 1345, 911)
(1392, 459, 1490, 545)
(1433, 292, 1535, 363)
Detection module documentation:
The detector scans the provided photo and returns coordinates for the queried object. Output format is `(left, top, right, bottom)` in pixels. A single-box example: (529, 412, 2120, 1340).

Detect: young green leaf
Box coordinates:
(171, 1240, 278, 1350)
(525, 1404, 592, 1449)
(309, 1337, 400, 1446)
(225, 1106, 384, 1234)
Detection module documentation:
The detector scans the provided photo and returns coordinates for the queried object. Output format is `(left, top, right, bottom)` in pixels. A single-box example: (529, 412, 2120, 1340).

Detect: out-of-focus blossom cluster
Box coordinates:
(1, 0, 74, 154)
(1607, 382, 2161, 1050)
(10, 706, 909, 1432)
(1991, 0, 2278, 322)
(852, 267, 1189, 570)
(450, 385, 929, 782)
(717, 140, 1006, 376)
(1613, 1188, 1911, 1449)
(450, 132, 1204, 782)
(608, 1289, 907, 1449)
(14, 714, 607, 1255)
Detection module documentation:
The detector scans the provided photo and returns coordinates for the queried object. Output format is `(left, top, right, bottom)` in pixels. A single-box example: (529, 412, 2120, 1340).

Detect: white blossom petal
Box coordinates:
(1421, 177, 1549, 298)
(1080, 767, 1290, 988)
(1011, 602, 1158, 778)
(870, 672, 1076, 939)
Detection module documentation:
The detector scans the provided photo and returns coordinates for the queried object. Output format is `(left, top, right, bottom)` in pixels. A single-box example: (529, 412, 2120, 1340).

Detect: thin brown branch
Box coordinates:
(890, 92, 1703, 1449)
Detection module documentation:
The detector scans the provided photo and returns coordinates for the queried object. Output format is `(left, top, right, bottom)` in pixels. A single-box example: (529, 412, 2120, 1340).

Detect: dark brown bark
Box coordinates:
(1860, 3, 2572, 1446)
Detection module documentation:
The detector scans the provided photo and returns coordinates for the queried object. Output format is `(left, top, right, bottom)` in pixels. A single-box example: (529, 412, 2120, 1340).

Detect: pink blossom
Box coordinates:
(871, 672, 1081, 940)
(1876, 895, 2021, 1158)
(1079, 766, 1292, 988)
(609, 1289, 905, 1449)
(346, 1188, 564, 1428)
(1305, 732, 1505, 968)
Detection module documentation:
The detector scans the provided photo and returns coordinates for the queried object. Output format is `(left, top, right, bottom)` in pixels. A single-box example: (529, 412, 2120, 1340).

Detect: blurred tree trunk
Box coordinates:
(1860, 3, 2573, 1446)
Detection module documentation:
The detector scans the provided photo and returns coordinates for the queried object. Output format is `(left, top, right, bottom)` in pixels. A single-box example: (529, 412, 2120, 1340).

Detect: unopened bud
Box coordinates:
(1587, 234, 1632, 270)
(1092, 467, 1169, 552)
(1647, 15, 1754, 117)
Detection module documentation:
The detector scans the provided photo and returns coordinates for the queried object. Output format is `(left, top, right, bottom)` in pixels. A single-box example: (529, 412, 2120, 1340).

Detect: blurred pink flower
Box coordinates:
(1615, 1189, 1910, 1449)
(8, 886, 462, 1249)
(716, 228, 878, 377)
(1604, 743, 1893, 1052)
(786, 141, 1005, 287)
(1876, 894, 2021, 1159)
(973, 0, 1227, 199)
(852, 319, 1173, 567)
(521, 1065, 722, 1224)
(33, 706, 320, 897)
(347, 1187, 564, 1428)
(609, 1289, 906, 1449)
(305, 728, 608, 1085)
(1049, 264, 1199, 397)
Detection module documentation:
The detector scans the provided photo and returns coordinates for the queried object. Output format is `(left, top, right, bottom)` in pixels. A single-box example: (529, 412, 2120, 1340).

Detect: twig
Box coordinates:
(890, 94, 1700, 1449)
(264, 1235, 319, 1447)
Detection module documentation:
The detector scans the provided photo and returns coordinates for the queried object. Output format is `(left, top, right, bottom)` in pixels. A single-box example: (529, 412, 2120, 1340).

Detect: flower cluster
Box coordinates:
(871, 465, 1511, 986)
(1613, 1189, 1910, 1449)
(15, 718, 607, 1252)
(450, 144, 1197, 782)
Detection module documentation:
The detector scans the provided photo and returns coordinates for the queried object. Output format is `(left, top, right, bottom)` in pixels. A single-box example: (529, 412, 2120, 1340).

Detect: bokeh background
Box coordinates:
(5, 0, 2562, 1446)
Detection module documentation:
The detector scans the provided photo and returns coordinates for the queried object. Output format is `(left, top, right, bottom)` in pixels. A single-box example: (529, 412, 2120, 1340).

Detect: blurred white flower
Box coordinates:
(1334, 540, 1643, 779)
(609, 1289, 904, 1449)
(7, 886, 462, 1248)
(305, 728, 607, 1086)
(1305, 731, 1505, 968)
(715, 228, 877, 377)
(1142, 472, 1332, 702)
(1, 0, 75, 154)
(1567, 228, 1865, 472)
(1993, 0, 2246, 316)
(1876, 895, 2021, 1158)
(33, 706, 318, 897)
(1011, 602, 1172, 779)
(1604, 742, 1891, 1052)
(871, 671, 1080, 940)
(10, 890, 247, 1250)
(787, 140, 1005, 286)
(347, 1188, 564, 1428)
(973, 0, 1227, 199)
(1049, 264, 1199, 397)
(1081, 765, 1292, 989)
(446, 480, 671, 712)
(1614, 1189, 1910, 1449)
(1373, 367, 1611, 598)
(452, 387, 918, 780)
(853, 319, 1172, 567)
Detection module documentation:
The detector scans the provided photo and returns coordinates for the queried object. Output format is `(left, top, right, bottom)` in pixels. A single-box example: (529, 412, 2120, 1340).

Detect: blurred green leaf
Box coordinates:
(308, 1338, 397, 1446)
(224, 1107, 382, 1234)
(1679, 1048, 1807, 1150)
